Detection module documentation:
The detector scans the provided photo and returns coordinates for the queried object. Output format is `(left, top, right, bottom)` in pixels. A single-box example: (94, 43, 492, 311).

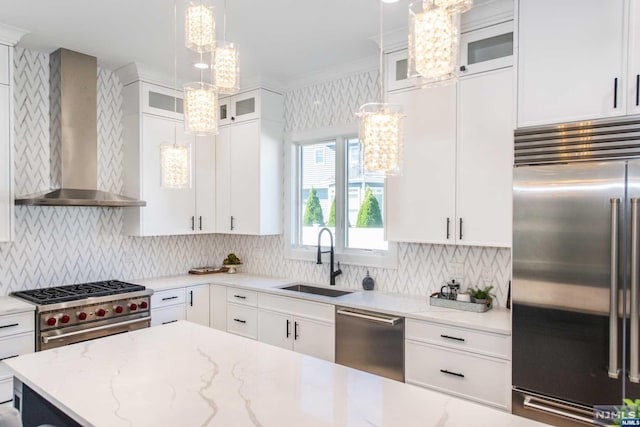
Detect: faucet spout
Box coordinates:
(317, 227, 341, 286)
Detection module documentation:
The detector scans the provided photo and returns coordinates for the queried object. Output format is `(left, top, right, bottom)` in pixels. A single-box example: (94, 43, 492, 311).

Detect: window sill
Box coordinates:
(284, 243, 398, 270)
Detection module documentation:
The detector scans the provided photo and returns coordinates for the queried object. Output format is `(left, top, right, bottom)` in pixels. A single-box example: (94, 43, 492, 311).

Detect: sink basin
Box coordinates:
(280, 284, 353, 297)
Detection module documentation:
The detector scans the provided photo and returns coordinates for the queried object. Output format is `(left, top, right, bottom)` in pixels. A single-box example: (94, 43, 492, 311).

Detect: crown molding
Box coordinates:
(0, 23, 28, 46)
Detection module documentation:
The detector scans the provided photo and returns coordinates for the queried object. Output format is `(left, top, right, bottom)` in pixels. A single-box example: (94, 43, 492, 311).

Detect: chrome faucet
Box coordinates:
(317, 227, 342, 286)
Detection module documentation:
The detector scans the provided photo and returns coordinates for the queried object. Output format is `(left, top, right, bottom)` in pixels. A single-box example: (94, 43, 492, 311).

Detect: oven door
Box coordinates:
(39, 316, 150, 351)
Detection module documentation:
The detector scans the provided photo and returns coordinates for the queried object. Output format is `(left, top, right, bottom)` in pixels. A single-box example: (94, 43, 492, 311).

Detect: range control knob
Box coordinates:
(60, 315, 70, 324)
(46, 317, 57, 326)
(139, 301, 148, 309)
(96, 308, 107, 317)
(114, 305, 124, 314)
(77, 312, 87, 320)
(129, 303, 138, 311)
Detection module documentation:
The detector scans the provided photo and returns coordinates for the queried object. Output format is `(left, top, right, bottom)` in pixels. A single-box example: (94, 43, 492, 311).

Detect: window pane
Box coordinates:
(299, 141, 336, 246)
(346, 139, 387, 250)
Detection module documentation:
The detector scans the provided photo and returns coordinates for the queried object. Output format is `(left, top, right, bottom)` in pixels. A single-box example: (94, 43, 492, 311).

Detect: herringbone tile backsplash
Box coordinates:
(0, 48, 511, 305)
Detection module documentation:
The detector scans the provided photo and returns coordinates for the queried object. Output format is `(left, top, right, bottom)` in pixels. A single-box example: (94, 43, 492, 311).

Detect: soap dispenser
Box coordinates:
(362, 271, 375, 290)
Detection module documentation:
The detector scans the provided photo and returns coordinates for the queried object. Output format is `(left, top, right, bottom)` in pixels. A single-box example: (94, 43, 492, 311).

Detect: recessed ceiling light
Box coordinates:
(194, 62, 209, 69)
(381, 0, 399, 3)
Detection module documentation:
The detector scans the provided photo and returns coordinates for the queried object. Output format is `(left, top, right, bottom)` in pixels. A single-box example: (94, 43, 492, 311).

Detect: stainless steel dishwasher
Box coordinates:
(335, 306, 404, 382)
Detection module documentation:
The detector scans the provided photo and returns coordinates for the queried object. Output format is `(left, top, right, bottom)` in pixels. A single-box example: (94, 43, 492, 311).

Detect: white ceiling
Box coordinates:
(1, 0, 414, 89)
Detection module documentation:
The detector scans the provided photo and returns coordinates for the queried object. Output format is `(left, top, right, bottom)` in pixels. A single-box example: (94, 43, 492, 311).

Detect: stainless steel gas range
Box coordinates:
(11, 280, 153, 351)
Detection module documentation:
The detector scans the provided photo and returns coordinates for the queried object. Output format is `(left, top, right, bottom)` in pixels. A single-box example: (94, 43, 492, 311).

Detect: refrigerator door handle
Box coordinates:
(523, 396, 598, 425)
(631, 198, 639, 383)
(609, 197, 621, 379)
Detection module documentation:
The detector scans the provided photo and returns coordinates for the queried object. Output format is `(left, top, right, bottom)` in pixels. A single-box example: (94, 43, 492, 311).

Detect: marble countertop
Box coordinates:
(3, 321, 542, 427)
(0, 295, 35, 315)
(132, 274, 511, 335)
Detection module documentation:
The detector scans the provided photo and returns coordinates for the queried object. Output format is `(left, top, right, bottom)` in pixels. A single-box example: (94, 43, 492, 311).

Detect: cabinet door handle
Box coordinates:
(189, 290, 193, 307)
(294, 321, 299, 340)
(162, 320, 178, 325)
(233, 294, 246, 299)
(0, 323, 19, 329)
(199, 216, 202, 231)
(440, 334, 465, 342)
(230, 216, 235, 230)
(234, 318, 246, 324)
(459, 65, 467, 72)
(459, 218, 463, 240)
(446, 217, 451, 240)
(162, 296, 179, 301)
(614, 77, 619, 108)
(191, 216, 195, 231)
(286, 319, 291, 338)
(440, 369, 465, 378)
(636, 74, 639, 107)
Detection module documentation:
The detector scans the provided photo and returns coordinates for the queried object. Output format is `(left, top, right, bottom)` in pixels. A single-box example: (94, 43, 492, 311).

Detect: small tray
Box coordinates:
(189, 266, 229, 275)
(429, 295, 492, 313)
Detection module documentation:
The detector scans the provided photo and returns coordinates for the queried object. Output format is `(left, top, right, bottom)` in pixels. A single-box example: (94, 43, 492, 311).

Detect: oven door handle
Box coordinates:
(41, 317, 151, 344)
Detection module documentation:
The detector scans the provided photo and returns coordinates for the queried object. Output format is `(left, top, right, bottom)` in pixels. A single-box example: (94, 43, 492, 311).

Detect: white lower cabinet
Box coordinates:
(0, 305, 35, 405)
(150, 285, 209, 327)
(185, 285, 209, 326)
(405, 319, 511, 411)
(227, 303, 258, 339)
(257, 294, 335, 362)
(209, 285, 227, 331)
(150, 304, 186, 327)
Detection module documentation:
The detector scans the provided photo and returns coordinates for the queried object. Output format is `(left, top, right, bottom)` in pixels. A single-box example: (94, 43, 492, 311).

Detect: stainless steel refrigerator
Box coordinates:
(512, 117, 640, 426)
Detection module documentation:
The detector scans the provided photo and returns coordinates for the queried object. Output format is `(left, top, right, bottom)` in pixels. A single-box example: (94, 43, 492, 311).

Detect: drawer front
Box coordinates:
(227, 288, 258, 307)
(0, 332, 35, 360)
(151, 305, 186, 327)
(0, 312, 35, 339)
(406, 319, 510, 359)
(0, 377, 11, 404)
(151, 288, 187, 309)
(258, 293, 334, 323)
(406, 340, 509, 409)
(227, 303, 258, 339)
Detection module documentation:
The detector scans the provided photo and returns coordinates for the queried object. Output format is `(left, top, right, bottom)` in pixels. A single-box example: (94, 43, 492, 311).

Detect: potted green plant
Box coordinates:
(223, 253, 242, 274)
(468, 285, 494, 307)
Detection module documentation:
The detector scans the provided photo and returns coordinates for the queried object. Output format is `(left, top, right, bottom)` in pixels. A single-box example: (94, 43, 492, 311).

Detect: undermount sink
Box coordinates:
(280, 284, 353, 297)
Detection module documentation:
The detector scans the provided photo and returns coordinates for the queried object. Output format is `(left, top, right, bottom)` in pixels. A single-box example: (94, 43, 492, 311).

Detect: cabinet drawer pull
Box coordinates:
(234, 318, 247, 324)
(233, 295, 247, 299)
(440, 334, 465, 342)
(0, 355, 19, 361)
(446, 217, 450, 240)
(199, 216, 202, 231)
(161, 296, 179, 301)
(191, 216, 195, 231)
(230, 216, 235, 231)
(614, 77, 619, 108)
(440, 369, 465, 378)
(459, 218, 463, 240)
(0, 323, 19, 330)
(294, 321, 299, 340)
(189, 290, 193, 307)
(162, 320, 178, 325)
(286, 319, 291, 338)
(636, 74, 639, 107)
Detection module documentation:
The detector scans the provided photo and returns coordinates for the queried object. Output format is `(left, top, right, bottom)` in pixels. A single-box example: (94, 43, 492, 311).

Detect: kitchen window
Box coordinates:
(285, 133, 396, 268)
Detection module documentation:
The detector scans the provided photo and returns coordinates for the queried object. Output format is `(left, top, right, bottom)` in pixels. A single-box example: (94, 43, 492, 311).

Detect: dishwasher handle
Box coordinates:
(336, 308, 402, 325)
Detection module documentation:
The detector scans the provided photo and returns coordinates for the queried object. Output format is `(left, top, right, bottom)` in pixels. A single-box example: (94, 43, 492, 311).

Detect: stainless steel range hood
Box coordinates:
(15, 48, 145, 207)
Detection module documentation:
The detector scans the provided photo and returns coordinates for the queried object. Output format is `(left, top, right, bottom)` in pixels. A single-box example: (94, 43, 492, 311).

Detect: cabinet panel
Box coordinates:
(229, 120, 261, 234)
(457, 68, 513, 247)
(185, 285, 210, 326)
(459, 21, 513, 76)
(215, 126, 232, 232)
(141, 115, 196, 235)
(210, 285, 227, 330)
(0, 312, 35, 339)
(0, 84, 11, 242)
(0, 333, 34, 360)
(258, 309, 293, 350)
(293, 317, 335, 363)
(386, 85, 457, 244)
(0, 376, 11, 405)
(406, 340, 509, 409)
(517, 0, 625, 127)
(0, 45, 8, 86)
(226, 287, 258, 307)
(628, 0, 640, 115)
(227, 303, 258, 339)
(151, 305, 186, 327)
(194, 135, 215, 233)
(151, 288, 187, 309)
(385, 50, 411, 92)
(258, 293, 334, 323)
(142, 83, 183, 120)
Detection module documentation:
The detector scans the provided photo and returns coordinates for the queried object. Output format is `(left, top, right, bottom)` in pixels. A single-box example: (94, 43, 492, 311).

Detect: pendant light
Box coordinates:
(212, 0, 240, 94)
(356, 0, 405, 175)
(183, 0, 218, 135)
(435, 0, 472, 13)
(407, 0, 461, 87)
(162, 0, 191, 189)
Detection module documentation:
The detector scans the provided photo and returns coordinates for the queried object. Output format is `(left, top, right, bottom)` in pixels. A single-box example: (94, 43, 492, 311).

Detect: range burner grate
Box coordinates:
(12, 280, 146, 305)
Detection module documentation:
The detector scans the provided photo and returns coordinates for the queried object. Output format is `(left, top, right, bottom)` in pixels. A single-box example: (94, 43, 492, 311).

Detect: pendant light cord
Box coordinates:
(223, 0, 227, 41)
(173, 0, 178, 146)
(379, 0, 384, 103)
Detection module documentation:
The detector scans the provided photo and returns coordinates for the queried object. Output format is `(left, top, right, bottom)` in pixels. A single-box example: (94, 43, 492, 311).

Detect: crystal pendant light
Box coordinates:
(212, 0, 240, 94)
(356, 0, 405, 175)
(162, 0, 191, 189)
(408, 0, 460, 87)
(434, 0, 472, 13)
(185, 0, 215, 53)
(184, 81, 218, 135)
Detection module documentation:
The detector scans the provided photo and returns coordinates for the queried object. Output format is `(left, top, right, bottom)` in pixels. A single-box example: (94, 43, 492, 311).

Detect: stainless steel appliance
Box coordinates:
(335, 307, 404, 381)
(512, 117, 640, 426)
(12, 280, 152, 351)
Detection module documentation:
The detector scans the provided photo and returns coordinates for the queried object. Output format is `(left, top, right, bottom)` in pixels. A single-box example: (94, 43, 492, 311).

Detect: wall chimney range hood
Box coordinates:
(15, 48, 145, 207)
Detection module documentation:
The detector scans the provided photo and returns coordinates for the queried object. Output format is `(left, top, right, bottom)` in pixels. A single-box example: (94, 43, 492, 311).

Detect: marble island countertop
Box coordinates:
(132, 273, 511, 335)
(4, 321, 540, 427)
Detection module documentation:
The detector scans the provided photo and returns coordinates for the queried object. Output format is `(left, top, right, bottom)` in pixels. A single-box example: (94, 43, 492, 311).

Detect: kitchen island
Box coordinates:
(3, 321, 545, 427)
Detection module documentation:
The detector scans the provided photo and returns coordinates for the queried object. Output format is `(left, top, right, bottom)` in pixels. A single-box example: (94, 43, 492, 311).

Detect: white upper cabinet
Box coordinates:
(459, 21, 513, 76)
(0, 43, 13, 242)
(215, 88, 283, 236)
(628, 0, 640, 115)
(122, 80, 215, 236)
(219, 88, 282, 126)
(517, 0, 627, 127)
